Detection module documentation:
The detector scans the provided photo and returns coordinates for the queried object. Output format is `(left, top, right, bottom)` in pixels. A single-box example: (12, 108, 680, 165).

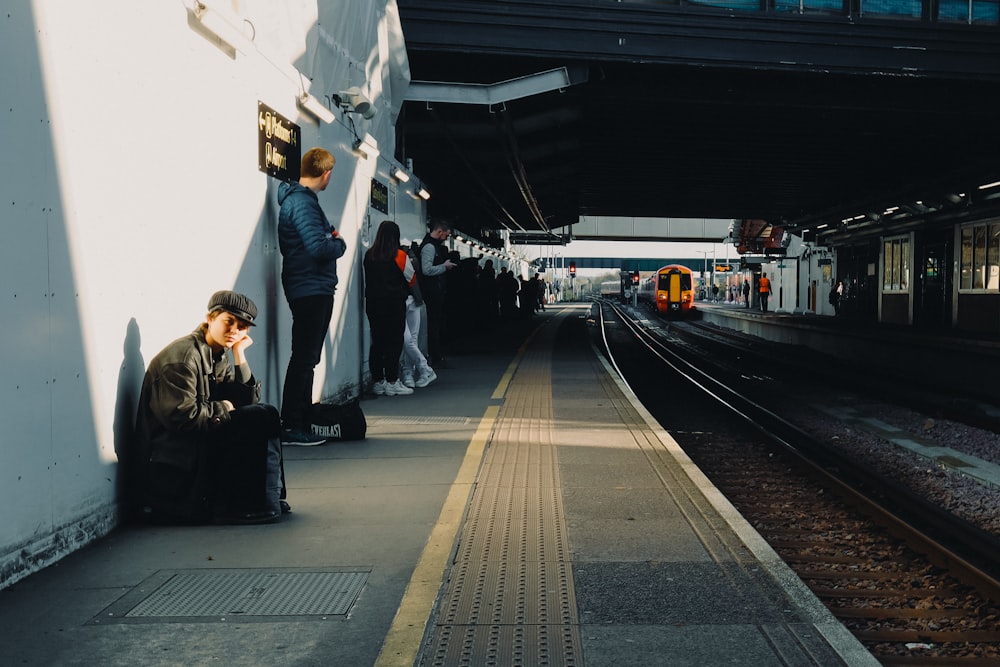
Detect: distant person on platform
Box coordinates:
(534, 273, 547, 311)
(518, 274, 535, 318)
(364, 220, 416, 396)
(742, 278, 751, 308)
(476, 258, 499, 328)
(497, 266, 519, 319)
(135, 291, 286, 525)
(400, 241, 437, 389)
(829, 279, 843, 316)
(277, 147, 347, 446)
(418, 219, 457, 367)
(758, 272, 772, 312)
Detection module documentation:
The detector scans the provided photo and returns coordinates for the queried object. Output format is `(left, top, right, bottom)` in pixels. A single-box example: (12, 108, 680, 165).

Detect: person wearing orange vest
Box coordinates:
(758, 272, 772, 312)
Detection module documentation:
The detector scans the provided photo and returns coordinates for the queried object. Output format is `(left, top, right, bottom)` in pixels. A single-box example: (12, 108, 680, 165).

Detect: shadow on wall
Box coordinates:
(0, 3, 123, 590)
(113, 318, 145, 522)
(258, 176, 284, 409)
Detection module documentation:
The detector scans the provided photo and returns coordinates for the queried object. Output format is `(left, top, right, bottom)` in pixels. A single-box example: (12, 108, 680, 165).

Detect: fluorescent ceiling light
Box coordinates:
(352, 133, 379, 160)
(193, 1, 254, 54)
(352, 140, 370, 160)
(297, 94, 335, 124)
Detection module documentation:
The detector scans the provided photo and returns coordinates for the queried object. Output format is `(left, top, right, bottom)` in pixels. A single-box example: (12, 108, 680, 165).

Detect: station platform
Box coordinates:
(0, 304, 876, 666)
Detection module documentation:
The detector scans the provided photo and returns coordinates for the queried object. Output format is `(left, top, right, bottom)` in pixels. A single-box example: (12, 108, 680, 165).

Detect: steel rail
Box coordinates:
(597, 298, 1000, 602)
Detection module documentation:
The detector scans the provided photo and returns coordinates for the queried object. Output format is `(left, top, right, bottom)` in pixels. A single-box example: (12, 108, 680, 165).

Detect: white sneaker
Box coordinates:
(414, 368, 437, 388)
(385, 379, 414, 396)
(373, 380, 388, 395)
(401, 372, 415, 389)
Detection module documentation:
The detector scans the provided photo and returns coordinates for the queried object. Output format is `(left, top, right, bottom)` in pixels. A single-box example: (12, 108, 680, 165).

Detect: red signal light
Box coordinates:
(569, 261, 576, 276)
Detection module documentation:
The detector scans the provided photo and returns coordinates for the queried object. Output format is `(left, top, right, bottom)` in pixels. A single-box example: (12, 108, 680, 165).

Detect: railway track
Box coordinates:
(593, 299, 1000, 665)
(671, 314, 1000, 434)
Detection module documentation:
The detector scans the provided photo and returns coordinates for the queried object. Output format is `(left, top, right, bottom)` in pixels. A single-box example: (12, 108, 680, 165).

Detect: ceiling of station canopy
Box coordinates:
(395, 1, 1000, 245)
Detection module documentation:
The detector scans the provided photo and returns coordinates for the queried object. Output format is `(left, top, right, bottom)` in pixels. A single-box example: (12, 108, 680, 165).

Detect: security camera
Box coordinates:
(337, 87, 376, 120)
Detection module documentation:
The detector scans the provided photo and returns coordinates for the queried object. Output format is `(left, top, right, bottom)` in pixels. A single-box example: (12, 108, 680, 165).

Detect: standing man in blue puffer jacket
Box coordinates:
(277, 147, 347, 446)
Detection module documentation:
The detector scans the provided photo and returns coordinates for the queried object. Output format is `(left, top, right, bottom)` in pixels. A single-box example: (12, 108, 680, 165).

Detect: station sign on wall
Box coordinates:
(370, 178, 388, 213)
(258, 101, 301, 183)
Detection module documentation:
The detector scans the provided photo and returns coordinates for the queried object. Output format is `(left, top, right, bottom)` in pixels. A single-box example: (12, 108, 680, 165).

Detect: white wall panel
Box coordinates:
(1, 1, 62, 562)
(0, 0, 419, 588)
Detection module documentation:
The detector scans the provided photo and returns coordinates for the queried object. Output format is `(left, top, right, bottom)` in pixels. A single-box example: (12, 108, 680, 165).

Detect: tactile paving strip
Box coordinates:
(421, 315, 582, 666)
(93, 569, 368, 621)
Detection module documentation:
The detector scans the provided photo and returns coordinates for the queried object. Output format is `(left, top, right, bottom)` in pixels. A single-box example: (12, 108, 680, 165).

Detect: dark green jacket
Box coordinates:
(134, 326, 259, 515)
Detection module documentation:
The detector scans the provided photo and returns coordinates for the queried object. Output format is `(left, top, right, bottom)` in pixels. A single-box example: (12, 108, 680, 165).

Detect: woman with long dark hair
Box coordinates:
(364, 220, 415, 396)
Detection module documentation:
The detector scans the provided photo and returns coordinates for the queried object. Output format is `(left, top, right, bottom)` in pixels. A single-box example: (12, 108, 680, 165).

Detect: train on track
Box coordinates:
(637, 264, 696, 316)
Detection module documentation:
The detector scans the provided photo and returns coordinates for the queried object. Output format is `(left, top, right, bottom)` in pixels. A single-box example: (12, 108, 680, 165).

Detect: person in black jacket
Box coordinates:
(418, 220, 456, 367)
(497, 267, 519, 319)
(134, 291, 286, 525)
(364, 220, 415, 396)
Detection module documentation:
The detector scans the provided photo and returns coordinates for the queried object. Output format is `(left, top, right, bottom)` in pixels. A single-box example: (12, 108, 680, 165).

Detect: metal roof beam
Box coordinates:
(405, 66, 588, 105)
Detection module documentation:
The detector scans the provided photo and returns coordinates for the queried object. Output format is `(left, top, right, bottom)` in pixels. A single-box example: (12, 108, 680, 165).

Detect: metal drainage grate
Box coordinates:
(92, 569, 368, 623)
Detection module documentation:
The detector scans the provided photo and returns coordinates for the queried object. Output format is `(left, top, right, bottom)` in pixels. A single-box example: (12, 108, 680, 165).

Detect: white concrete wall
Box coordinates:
(796, 243, 837, 316)
(0, 0, 422, 588)
(761, 236, 839, 315)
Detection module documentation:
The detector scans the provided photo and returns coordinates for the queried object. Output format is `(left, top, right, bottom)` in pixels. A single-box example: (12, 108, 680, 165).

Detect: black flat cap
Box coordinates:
(207, 290, 257, 325)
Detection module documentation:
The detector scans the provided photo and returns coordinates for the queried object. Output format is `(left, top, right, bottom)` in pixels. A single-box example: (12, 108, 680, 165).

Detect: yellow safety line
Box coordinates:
(374, 403, 500, 667)
(491, 357, 519, 400)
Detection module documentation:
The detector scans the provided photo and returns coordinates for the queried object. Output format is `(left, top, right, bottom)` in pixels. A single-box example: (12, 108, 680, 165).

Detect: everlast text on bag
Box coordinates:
(309, 399, 367, 441)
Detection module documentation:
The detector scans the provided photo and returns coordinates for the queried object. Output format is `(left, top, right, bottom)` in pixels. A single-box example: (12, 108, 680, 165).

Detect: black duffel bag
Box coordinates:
(310, 398, 367, 441)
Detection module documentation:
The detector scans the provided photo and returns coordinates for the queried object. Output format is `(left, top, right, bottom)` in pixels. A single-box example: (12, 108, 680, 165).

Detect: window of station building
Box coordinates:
(617, 0, 999, 23)
(774, 0, 846, 15)
(687, 0, 760, 10)
(860, 0, 923, 19)
(882, 236, 910, 292)
(938, 0, 999, 24)
(959, 221, 1000, 291)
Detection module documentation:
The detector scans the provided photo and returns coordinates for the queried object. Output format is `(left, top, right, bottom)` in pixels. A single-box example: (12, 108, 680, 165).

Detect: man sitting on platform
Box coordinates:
(134, 291, 287, 525)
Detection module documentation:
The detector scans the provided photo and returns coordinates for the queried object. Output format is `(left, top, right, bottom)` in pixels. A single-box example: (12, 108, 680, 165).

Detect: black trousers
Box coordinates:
(282, 294, 334, 430)
(218, 404, 285, 516)
(366, 297, 406, 383)
(145, 404, 284, 523)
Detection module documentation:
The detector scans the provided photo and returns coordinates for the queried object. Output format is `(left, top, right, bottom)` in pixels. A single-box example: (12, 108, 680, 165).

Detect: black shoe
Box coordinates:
(279, 500, 292, 514)
(280, 428, 327, 446)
